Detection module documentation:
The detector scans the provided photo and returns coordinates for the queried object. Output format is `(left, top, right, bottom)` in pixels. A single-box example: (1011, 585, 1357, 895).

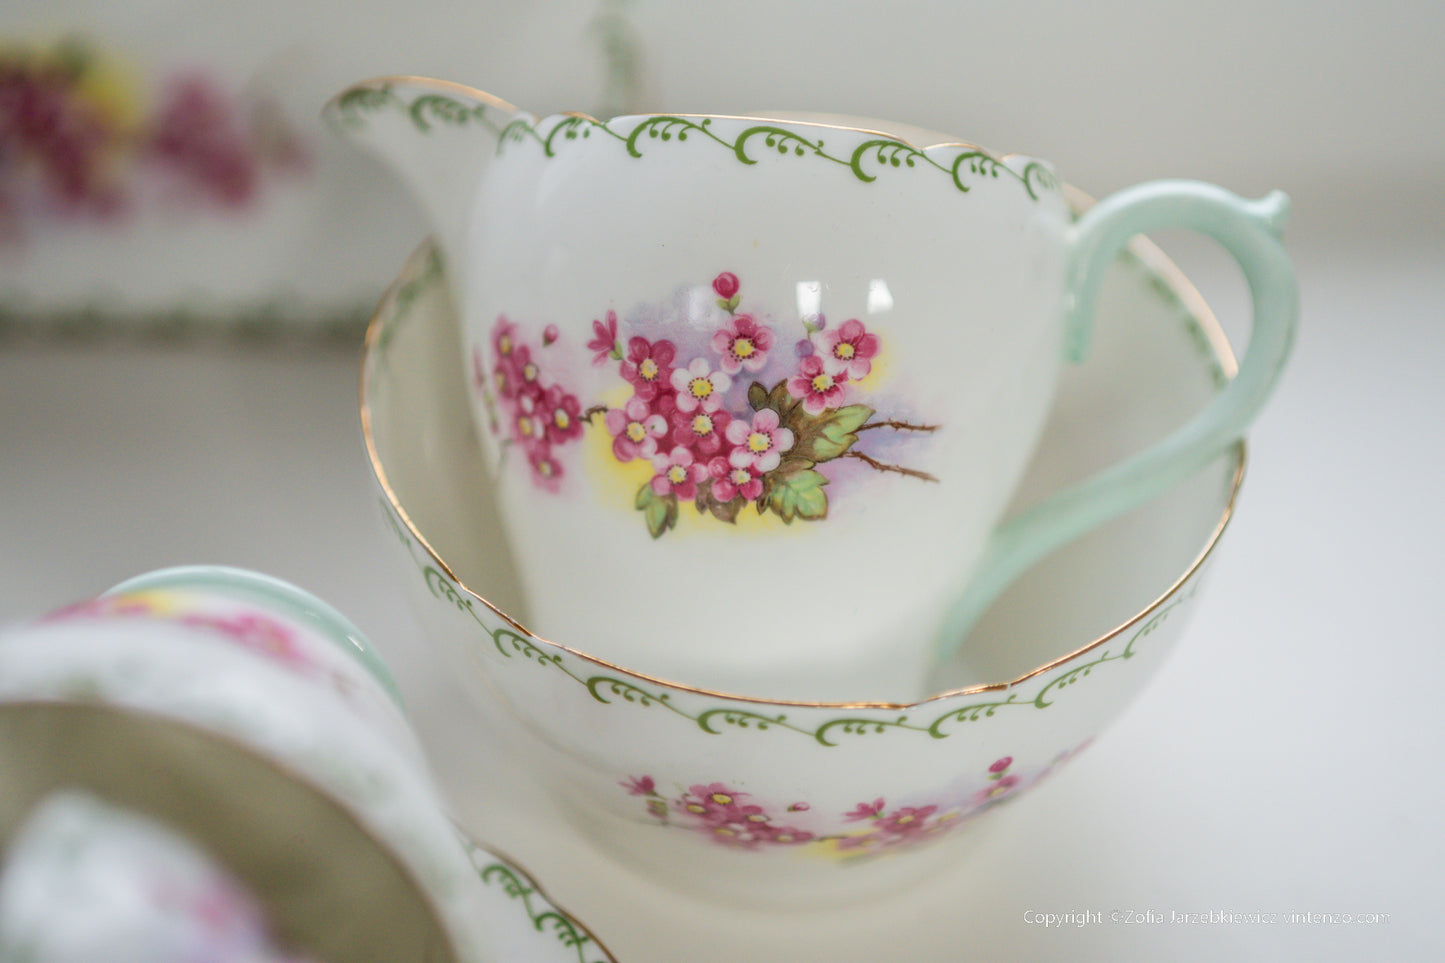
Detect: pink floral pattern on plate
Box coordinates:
(621, 742, 1092, 857)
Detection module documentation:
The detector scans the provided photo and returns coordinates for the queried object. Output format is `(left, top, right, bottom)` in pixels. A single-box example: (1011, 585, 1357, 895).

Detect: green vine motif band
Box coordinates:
(470, 852, 610, 963)
(334, 83, 1060, 200)
(382, 499, 1191, 747)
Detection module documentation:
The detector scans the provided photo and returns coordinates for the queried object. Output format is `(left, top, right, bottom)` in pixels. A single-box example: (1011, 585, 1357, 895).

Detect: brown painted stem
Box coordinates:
(844, 450, 939, 482)
(857, 419, 940, 433)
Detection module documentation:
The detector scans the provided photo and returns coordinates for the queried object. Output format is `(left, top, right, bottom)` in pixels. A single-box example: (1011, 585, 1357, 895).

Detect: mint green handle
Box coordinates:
(937, 180, 1299, 660)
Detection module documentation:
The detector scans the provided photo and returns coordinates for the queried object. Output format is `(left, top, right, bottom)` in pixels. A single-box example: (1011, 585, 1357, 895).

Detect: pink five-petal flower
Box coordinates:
(619, 337, 677, 401)
(845, 798, 887, 822)
(708, 457, 763, 502)
(492, 316, 520, 360)
(712, 271, 740, 300)
(541, 383, 583, 445)
(787, 354, 848, 414)
(710, 313, 774, 374)
(491, 355, 519, 400)
(724, 407, 795, 473)
(587, 310, 620, 365)
(604, 396, 669, 462)
(671, 407, 731, 456)
(878, 805, 938, 835)
(678, 782, 748, 824)
(819, 317, 880, 380)
(650, 446, 705, 501)
(975, 774, 1022, 804)
(511, 344, 544, 400)
(670, 357, 731, 413)
(526, 445, 564, 491)
(511, 393, 546, 446)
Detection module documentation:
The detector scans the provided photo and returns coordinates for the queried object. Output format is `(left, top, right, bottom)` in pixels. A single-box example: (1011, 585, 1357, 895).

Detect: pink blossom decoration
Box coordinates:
(512, 404, 546, 446)
(670, 357, 732, 413)
(180, 612, 307, 668)
(844, 799, 886, 822)
(491, 356, 518, 400)
(711, 313, 775, 374)
(604, 396, 668, 462)
(787, 354, 848, 414)
(619, 336, 677, 401)
(724, 408, 795, 473)
(510, 344, 544, 399)
(671, 407, 731, 456)
(543, 323, 560, 345)
(988, 756, 1014, 774)
(679, 783, 747, 823)
(621, 775, 656, 796)
(587, 310, 621, 365)
(713, 272, 740, 300)
(527, 446, 564, 491)
(818, 318, 880, 380)
(541, 384, 583, 445)
(650, 447, 706, 500)
(708, 458, 764, 502)
(975, 774, 1021, 804)
(877, 805, 938, 835)
(492, 316, 520, 360)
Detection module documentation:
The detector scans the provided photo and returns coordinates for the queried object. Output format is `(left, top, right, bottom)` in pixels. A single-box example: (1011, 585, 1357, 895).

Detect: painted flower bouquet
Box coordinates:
(616, 749, 1085, 858)
(478, 272, 937, 538)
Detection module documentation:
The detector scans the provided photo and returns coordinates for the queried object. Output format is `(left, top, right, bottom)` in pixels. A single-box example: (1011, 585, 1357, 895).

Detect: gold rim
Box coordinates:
(359, 213, 1244, 712)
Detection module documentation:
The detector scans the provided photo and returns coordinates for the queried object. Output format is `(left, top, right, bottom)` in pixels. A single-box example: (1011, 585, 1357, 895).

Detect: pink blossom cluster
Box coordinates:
(837, 756, 1020, 853)
(595, 273, 795, 505)
(1, 42, 305, 235)
(597, 272, 882, 507)
(789, 315, 881, 414)
(622, 776, 814, 850)
(488, 317, 585, 490)
(623, 754, 1050, 855)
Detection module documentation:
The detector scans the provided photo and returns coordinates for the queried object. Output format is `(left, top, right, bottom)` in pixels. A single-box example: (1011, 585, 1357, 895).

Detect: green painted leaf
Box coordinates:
(696, 483, 744, 524)
(766, 468, 829, 523)
(753, 379, 803, 428)
(635, 483, 679, 538)
(788, 403, 875, 463)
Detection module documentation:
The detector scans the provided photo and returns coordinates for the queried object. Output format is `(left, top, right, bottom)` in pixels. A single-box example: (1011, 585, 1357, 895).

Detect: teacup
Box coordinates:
(361, 232, 1245, 907)
(331, 78, 1297, 701)
(0, 567, 617, 963)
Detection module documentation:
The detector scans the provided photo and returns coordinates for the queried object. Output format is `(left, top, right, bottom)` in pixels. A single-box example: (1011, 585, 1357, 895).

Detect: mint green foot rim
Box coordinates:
(104, 566, 404, 707)
(937, 181, 1299, 660)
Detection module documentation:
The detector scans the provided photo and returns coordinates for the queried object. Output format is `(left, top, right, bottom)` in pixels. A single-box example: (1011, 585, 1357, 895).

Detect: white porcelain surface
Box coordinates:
(362, 228, 1242, 907)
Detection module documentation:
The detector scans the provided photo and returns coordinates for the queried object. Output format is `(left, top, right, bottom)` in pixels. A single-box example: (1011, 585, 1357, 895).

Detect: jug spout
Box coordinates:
(326, 77, 530, 269)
